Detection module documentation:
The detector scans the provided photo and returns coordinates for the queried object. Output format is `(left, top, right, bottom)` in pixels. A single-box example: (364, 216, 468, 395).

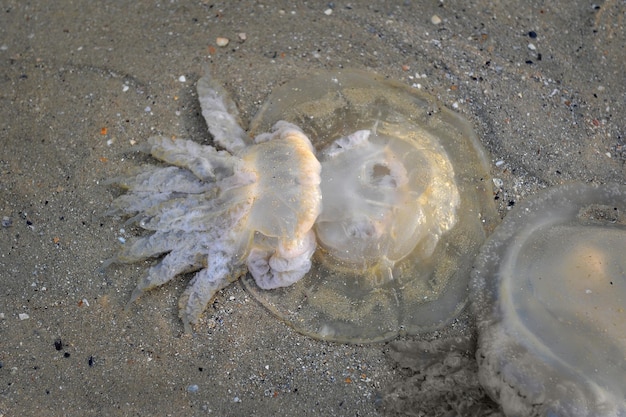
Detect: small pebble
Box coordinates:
(122, 84, 129, 92)
(493, 178, 504, 188)
(2, 216, 11, 227)
(216, 37, 229, 47)
(187, 384, 199, 393)
(324, 8, 333, 15)
(495, 160, 505, 167)
(144, 106, 151, 113)
(237, 32, 247, 42)
(178, 75, 186, 83)
(528, 43, 536, 51)
(233, 396, 241, 403)
(18, 313, 29, 321)
(431, 15, 442, 25)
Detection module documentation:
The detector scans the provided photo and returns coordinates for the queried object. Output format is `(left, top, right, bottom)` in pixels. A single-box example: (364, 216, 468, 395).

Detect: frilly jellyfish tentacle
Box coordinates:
(116, 230, 187, 263)
(178, 253, 244, 333)
(109, 165, 213, 194)
(105, 166, 215, 216)
(128, 249, 203, 305)
(146, 136, 238, 181)
(196, 70, 249, 153)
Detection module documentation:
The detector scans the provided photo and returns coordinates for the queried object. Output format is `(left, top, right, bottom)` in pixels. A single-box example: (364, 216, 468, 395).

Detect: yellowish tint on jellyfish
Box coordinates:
(470, 183, 626, 417)
(242, 70, 497, 343)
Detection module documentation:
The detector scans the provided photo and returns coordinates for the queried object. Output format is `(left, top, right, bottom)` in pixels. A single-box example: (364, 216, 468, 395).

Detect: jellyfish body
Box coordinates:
(243, 70, 496, 342)
(470, 183, 626, 417)
(108, 69, 496, 340)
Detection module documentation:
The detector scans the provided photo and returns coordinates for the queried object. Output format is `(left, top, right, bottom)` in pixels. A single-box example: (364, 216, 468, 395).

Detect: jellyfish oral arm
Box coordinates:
(178, 249, 240, 333)
(246, 230, 317, 290)
(196, 70, 249, 153)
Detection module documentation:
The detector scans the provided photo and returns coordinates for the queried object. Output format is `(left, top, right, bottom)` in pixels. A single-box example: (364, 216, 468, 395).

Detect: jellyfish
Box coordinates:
(470, 183, 626, 417)
(107, 69, 497, 341)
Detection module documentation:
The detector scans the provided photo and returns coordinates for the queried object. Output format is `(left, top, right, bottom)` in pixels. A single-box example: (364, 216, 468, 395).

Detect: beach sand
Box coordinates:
(1, 1, 624, 415)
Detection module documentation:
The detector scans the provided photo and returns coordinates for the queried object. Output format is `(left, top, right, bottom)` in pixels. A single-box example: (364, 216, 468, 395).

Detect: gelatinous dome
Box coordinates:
(470, 183, 626, 417)
(242, 70, 497, 343)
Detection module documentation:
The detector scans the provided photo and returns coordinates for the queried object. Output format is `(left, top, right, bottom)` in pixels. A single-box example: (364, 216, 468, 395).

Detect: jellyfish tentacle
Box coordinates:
(115, 165, 212, 193)
(196, 70, 249, 153)
(136, 197, 225, 232)
(106, 166, 215, 216)
(178, 250, 244, 333)
(147, 136, 237, 181)
(128, 248, 204, 305)
(114, 230, 181, 262)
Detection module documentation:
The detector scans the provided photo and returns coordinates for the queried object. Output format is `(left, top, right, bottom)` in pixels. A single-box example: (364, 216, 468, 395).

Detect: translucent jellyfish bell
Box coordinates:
(470, 183, 626, 417)
(242, 70, 497, 343)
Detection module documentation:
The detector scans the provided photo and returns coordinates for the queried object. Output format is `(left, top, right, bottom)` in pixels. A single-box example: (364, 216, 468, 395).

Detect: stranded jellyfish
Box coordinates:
(243, 70, 496, 342)
(107, 69, 496, 342)
(470, 183, 626, 417)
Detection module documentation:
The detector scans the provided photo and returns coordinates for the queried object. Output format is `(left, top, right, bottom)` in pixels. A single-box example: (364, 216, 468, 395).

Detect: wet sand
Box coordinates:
(1, 1, 624, 416)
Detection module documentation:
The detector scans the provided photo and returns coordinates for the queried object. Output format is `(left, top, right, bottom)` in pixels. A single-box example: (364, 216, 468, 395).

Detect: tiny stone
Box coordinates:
(493, 178, 504, 188)
(237, 32, 247, 41)
(216, 37, 229, 47)
(18, 313, 29, 320)
(122, 84, 129, 92)
(495, 160, 505, 167)
(528, 30, 537, 38)
(178, 75, 186, 82)
(187, 384, 199, 393)
(431, 15, 442, 25)
(528, 43, 536, 51)
(324, 8, 333, 15)
(233, 396, 241, 403)
(2, 216, 11, 227)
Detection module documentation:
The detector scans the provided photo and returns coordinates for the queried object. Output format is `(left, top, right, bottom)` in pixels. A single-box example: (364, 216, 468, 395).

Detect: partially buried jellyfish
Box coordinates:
(470, 183, 626, 417)
(107, 68, 497, 341)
